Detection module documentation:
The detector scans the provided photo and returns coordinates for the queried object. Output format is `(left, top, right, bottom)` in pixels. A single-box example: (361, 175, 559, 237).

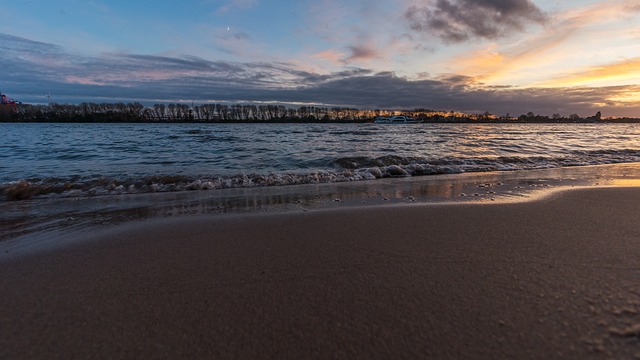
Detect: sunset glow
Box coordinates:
(538, 59, 640, 88)
(608, 91, 640, 104)
(1, 0, 639, 117)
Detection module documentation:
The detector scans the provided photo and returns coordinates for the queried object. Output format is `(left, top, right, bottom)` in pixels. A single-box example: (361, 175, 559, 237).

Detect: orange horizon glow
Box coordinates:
(537, 58, 640, 88)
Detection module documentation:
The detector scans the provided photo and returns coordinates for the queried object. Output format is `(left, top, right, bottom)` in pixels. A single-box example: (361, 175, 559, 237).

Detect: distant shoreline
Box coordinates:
(2, 102, 639, 123)
(4, 119, 640, 124)
(4, 117, 640, 124)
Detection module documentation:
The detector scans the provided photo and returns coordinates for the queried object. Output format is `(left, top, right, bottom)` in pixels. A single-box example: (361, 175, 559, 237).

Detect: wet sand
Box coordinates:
(2, 187, 640, 359)
(4, 162, 640, 242)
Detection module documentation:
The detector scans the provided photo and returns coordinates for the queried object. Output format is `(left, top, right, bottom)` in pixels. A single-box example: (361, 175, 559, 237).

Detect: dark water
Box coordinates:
(2, 122, 640, 199)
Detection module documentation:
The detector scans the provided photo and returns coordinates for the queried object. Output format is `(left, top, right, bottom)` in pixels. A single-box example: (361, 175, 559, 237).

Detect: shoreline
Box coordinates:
(2, 162, 640, 243)
(2, 186, 640, 358)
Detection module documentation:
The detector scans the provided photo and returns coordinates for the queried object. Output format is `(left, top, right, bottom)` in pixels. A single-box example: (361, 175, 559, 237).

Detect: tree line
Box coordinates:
(0, 102, 373, 123)
(1, 101, 639, 123)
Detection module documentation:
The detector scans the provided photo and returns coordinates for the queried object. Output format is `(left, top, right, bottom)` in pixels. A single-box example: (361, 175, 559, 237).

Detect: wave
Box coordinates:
(2, 149, 640, 201)
(334, 149, 640, 170)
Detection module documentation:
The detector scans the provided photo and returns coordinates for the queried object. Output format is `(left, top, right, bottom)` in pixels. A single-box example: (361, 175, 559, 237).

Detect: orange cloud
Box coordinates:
(607, 91, 640, 104)
(449, 1, 640, 85)
(452, 45, 506, 78)
(539, 58, 640, 87)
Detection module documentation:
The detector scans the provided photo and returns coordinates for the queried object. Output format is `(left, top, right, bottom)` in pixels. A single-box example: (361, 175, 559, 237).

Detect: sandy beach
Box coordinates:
(2, 186, 640, 359)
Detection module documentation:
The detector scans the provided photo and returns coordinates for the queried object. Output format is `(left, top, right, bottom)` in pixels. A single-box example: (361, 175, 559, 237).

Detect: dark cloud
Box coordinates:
(0, 33, 63, 55)
(344, 44, 379, 62)
(269, 75, 640, 118)
(297, 68, 373, 83)
(406, 0, 548, 43)
(1, 32, 637, 117)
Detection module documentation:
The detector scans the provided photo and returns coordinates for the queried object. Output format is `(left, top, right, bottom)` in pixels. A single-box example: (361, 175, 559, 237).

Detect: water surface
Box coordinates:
(2, 122, 640, 199)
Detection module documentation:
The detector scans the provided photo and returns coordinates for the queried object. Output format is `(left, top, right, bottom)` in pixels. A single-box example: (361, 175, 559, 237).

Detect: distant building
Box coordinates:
(581, 111, 602, 123)
(1, 92, 18, 105)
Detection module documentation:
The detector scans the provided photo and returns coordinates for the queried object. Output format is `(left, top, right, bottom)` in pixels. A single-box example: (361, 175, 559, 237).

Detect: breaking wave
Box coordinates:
(3, 149, 640, 201)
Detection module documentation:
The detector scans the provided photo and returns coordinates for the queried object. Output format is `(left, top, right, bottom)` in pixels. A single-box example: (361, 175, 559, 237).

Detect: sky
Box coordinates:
(1, 0, 640, 117)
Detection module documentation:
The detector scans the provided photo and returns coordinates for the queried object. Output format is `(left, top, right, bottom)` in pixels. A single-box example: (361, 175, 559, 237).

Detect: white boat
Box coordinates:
(374, 115, 421, 124)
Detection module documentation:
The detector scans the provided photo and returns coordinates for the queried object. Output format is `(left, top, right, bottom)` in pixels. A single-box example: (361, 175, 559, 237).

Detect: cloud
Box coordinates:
(446, 1, 640, 85)
(311, 49, 345, 66)
(2, 32, 639, 117)
(539, 58, 640, 87)
(269, 72, 640, 117)
(625, 1, 640, 12)
(65, 76, 107, 86)
(451, 45, 505, 76)
(0, 33, 64, 58)
(405, 0, 548, 43)
(344, 44, 380, 63)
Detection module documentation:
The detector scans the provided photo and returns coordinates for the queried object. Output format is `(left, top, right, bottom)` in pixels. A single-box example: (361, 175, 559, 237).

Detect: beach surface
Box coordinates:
(2, 186, 640, 359)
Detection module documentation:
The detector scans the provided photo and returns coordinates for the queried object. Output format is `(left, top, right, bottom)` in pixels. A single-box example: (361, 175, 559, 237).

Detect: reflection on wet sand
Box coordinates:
(1, 163, 639, 241)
